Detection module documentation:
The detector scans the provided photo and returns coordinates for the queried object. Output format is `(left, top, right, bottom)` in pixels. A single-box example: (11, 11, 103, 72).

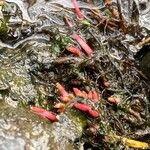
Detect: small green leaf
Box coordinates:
(80, 19, 91, 26)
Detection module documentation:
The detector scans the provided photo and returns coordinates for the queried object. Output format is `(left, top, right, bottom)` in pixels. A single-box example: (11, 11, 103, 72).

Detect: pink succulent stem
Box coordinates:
(92, 91, 99, 102)
(56, 83, 69, 98)
(88, 109, 100, 117)
(73, 102, 100, 117)
(74, 103, 91, 112)
(73, 34, 93, 56)
(66, 46, 81, 56)
(31, 106, 58, 122)
(73, 87, 83, 97)
(88, 91, 93, 99)
(72, 0, 84, 20)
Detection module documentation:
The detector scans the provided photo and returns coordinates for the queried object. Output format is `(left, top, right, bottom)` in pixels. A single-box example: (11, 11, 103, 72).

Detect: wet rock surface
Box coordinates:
(0, 102, 82, 150)
(120, 0, 150, 30)
(0, 43, 36, 106)
(0, 36, 64, 105)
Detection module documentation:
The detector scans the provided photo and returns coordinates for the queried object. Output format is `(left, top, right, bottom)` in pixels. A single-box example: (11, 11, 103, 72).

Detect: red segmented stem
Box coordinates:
(74, 102, 100, 117)
(31, 106, 45, 113)
(73, 34, 93, 56)
(88, 91, 93, 99)
(72, 0, 84, 20)
(31, 106, 58, 122)
(73, 87, 83, 97)
(92, 91, 99, 102)
(56, 83, 69, 98)
(66, 46, 81, 56)
(74, 102, 91, 112)
(41, 111, 58, 121)
(88, 109, 100, 117)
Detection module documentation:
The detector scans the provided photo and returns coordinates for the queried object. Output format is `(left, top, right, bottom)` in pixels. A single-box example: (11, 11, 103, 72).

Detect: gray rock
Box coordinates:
(0, 102, 82, 150)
